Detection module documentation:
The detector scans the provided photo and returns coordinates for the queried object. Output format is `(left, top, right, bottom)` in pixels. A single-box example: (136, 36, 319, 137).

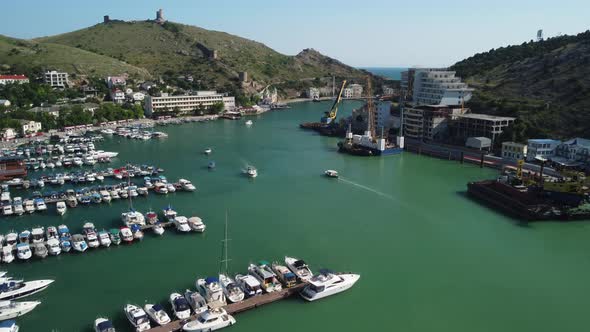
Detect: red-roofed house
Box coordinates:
(0, 75, 29, 85)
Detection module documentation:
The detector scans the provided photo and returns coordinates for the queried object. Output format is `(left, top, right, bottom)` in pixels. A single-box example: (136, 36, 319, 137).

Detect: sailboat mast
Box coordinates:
(219, 211, 231, 274)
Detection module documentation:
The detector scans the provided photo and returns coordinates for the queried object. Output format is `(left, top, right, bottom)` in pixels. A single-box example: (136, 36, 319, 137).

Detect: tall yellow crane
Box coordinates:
(320, 80, 347, 125)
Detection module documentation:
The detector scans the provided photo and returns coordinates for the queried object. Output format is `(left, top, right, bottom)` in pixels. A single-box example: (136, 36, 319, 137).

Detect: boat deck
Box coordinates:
(146, 283, 306, 332)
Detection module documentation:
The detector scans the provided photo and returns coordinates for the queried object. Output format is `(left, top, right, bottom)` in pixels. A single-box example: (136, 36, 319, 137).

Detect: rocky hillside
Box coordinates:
(452, 30, 590, 139)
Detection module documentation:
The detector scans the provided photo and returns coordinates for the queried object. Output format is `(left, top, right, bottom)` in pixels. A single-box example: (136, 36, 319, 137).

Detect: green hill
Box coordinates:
(452, 31, 590, 139)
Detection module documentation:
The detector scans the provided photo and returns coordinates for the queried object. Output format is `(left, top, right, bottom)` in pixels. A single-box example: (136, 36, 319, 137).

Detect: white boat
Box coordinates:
(324, 169, 339, 178)
(184, 290, 207, 315)
(144, 303, 171, 326)
(166, 183, 176, 193)
(174, 216, 191, 233)
(137, 187, 149, 196)
(94, 317, 115, 332)
(0, 320, 18, 332)
(178, 179, 196, 192)
(98, 230, 112, 247)
(73, 157, 83, 166)
(11, 198, 23, 216)
(163, 205, 177, 221)
(46, 238, 61, 256)
(196, 277, 226, 308)
(285, 256, 313, 282)
(153, 223, 165, 236)
(46, 226, 58, 240)
(124, 304, 151, 332)
(203, 148, 212, 155)
(122, 209, 146, 227)
(0, 279, 53, 300)
(110, 189, 120, 200)
(1, 247, 14, 264)
(248, 261, 282, 293)
(71, 234, 88, 252)
(245, 120, 253, 126)
(169, 292, 191, 320)
(120, 227, 134, 243)
(300, 270, 360, 301)
(23, 200, 35, 214)
(16, 243, 31, 261)
(0, 300, 41, 320)
(55, 201, 67, 216)
(243, 166, 257, 178)
(154, 183, 168, 194)
(100, 190, 111, 203)
(5, 233, 17, 248)
(33, 243, 48, 259)
(33, 198, 47, 211)
(219, 274, 244, 303)
(84, 155, 97, 166)
(83, 223, 100, 248)
(181, 308, 236, 332)
(92, 150, 118, 159)
(234, 274, 262, 298)
(271, 262, 298, 288)
(1, 204, 13, 217)
(188, 217, 206, 233)
(101, 129, 115, 135)
(30, 227, 44, 244)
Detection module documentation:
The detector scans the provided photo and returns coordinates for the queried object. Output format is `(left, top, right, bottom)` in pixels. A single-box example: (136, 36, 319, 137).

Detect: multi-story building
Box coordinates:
(306, 87, 320, 99)
(454, 113, 515, 144)
(44, 71, 69, 88)
(110, 89, 126, 104)
(349, 84, 363, 98)
(375, 101, 392, 131)
(554, 138, 590, 166)
(0, 75, 29, 85)
(401, 68, 473, 106)
(144, 91, 236, 115)
(526, 139, 561, 161)
(403, 105, 465, 141)
(19, 120, 42, 135)
(502, 142, 527, 161)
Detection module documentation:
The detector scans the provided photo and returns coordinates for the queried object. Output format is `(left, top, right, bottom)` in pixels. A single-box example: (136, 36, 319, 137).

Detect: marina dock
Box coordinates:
(147, 283, 307, 332)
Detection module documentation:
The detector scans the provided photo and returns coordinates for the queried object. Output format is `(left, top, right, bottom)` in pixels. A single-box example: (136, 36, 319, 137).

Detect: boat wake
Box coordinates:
(337, 177, 395, 201)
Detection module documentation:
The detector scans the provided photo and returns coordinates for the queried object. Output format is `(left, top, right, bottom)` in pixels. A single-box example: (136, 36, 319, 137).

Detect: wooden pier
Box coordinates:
(146, 283, 307, 332)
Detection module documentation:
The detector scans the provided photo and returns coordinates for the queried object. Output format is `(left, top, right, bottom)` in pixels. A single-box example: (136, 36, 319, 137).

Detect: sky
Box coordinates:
(1, 0, 589, 67)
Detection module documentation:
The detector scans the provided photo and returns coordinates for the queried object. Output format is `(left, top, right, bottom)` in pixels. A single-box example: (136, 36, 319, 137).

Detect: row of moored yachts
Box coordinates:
(0, 271, 54, 330)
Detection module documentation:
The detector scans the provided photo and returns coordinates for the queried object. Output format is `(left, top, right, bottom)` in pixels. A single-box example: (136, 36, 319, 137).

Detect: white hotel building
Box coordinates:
(401, 68, 473, 106)
(144, 91, 236, 115)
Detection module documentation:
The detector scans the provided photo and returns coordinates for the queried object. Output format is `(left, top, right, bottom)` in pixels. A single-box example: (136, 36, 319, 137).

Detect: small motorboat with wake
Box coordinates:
(324, 169, 339, 178)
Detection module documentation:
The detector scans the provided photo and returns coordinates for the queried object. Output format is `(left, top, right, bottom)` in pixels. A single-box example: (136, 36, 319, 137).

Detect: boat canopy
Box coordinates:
(153, 303, 164, 311)
(0, 320, 16, 328)
(205, 276, 219, 284)
(293, 260, 307, 268)
(130, 224, 142, 232)
(284, 272, 297, 279)
(16, 243, 28, 248)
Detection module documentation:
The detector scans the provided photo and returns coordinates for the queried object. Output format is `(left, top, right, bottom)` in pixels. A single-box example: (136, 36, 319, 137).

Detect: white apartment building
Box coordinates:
(526, 139, 561, 161)
(110, 89, 126, 104)
(1, 128, 17, 141)
(307, 87, 320, 99)
(502, 142, 527, 161)
(0, 75, 29, 85)
(401, 68, 473, 106)
(144, 91, 236, 115)
(44, 71, 69, 88)
(19, 120, 42, 135)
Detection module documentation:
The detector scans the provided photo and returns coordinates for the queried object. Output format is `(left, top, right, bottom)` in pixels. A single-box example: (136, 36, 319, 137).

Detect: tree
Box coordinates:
(208, 102, 225, 115)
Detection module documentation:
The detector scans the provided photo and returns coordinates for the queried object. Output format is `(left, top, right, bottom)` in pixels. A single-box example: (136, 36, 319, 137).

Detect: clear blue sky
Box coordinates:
(1, 0, 588, 67)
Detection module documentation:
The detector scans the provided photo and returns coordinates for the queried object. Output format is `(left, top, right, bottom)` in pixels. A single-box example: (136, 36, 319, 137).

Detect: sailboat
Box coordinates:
(121, 164, 145, 227)
(219, 212, 245, 303)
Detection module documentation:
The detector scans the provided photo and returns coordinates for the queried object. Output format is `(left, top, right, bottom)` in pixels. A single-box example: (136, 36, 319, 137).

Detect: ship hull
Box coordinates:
(337, 142, 403, 157)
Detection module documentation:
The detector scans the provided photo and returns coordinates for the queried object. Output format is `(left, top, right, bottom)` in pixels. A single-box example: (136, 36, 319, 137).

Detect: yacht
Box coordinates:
(243, 166, 258, 178)
(16, 244, 32, 261)
(1, 247, 14, 264)
(181, 308, 236, 332)
(203, 148, 212, 155)
(33, 198, 47, 211)
(120, 227, 134, 243)
(300, 270, 360, 301)
(17, 231, 30, 244)
(23, 199, 35, 214)
(324, 169, 339, 178)
(71, 234, 88, 252)
(0, 300, 41, 320)
(153, 223, 165, 236)
(100, 190, 111, 203)
(121, 209, 146, 227)
(57, 224, 71, 239)
(30, 227, 44, 244)
(5, 233, 17, 248)
(94, 317, 116, 332)
(188, 217, 206, 233)
(124, 304, 151, 332)
(0, 320, 18, 332)
(144, 303, 171, 326)
(109, 229, 122, 245)
(163, 205, 177, 221)
(33, 243, 48, 259)
(11, 198, 24, 216)
(46, 226, 58, 240)
(234, 274, 262, 298)
(178, 179, 196, 192)
(98, 230, 112, 247)
(83, 222, 100, 248)
(219, 274, 244, 303)
(46, 238, 61, 256)
(184, 290, 207, 315)
(154, 183, 168, 195)
(196, 277, 226, 308)
(1, 204, 13, 217)
(56, 201, 67, 216)
(271, 262, 298, 288)
(0, 278, 53, 300)
(146, 211, 159, 225)
(166, 183, 176, 193)
(127, 186, 139, 197)
(174, 217, 191, 233)
(169, 292, 191, 320)
(285, 256, 313, 282)
(248, 261, 282, 293)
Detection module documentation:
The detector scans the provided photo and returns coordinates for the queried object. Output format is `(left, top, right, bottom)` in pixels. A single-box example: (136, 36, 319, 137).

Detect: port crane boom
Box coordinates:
(321, 80, 347, 125)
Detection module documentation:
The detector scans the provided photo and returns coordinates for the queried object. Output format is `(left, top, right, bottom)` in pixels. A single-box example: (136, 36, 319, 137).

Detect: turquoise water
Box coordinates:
(361, 67, 406, 80)
(3, 101, 590, 332)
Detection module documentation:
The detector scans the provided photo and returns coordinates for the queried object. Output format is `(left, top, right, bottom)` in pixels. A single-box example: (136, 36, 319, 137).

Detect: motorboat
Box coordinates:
(1, 247, 14, 264)
(300, 269, 360, 301)
(245, 120, 253, 126)
(98, 230, 112, 247)
(109, 189, 120, 200)
(23, 199, 35, 214)
(271, 262, 298, 288)
(57, 225, 71, 238)
(46, 238, 61, 256)
(178, 179, 196, 192)
(219, 274, 245, 303)
(130, 224, 144, 241)
(146, 211, 159, 225)
(119, 190, 128, 199)
(243, 166, 257, 178)
(5, 233, 17, 247)
(46, 226, 58, 240)
(30, 227, 45, 244)
(153, 223, 165, 236)
(11, 198, 23, 216)
(16, 244, 32, 261)
(73, 157, 83, 166)
(203, 148, 212, 155)
(127, 186, 139, 197)
(324, 169, 339, 178)
(94, 317, 115, 332)
(248, 261, 282, 293)
(71, 234, 88, 252)
(83, 222, 100, 248)
(66, 196, 78, 208)
(120, 227, 134, 243)
(285, 256, 313, 282)
(184, 290, 207, 315)
(100, 190, 111, 203)
(124, 304, 151, 332)
(33, 198, 47, 211)
(169, 292, 191, 320)
(181, 308, 236, 332)
(18, 231, 30, 244)
(174, 216, 191, 233)
(0, 300, 41, 320)
(196, 277, 226, 308)
(166, 183, 176, 193)
(144, 303, 171, 326)
(0, 279, 53, 300)
(163, 205, 177, 221)
(56, 201, 67, 215)
(234, 274, 262, 298)
(1, 204, 13, 217)
(33, 243, 48, 259)
(137, 187, 149, 196)
(154, 183, 168, 195)
(0, 320, 18, 332)
(122, 209, 146, 227)
(109, 229, 122, 245)
(208, 161, 216, 169)
(188, 217, 206, 233)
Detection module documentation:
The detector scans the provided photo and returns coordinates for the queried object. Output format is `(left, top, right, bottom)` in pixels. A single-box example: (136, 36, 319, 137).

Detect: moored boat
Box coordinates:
(174, 216, 191, 233)
(188, 217, 206, 232)
(124, 304, 151, 332)
(299, 269, 360, 301)
(71, 234, 88, 252)
(0, 300, 41, 320)
(196, 277, 226, 308)
(144, 303, 171, 326)
(271, 262, 298, 288)
(94, 317, 115, 332)
(184, 290, 207, 315)
(248, 261, 282, 293)
(120, 227, 134, 243)
(234, 274, 262, 298)
(109, 229, 122, 245)
(0, 278, 53, 300)
(181, 308, 236, 332)
(56, 201, 67, 215)
(285, 256, 313, 282)
(169, 292, 191, 320)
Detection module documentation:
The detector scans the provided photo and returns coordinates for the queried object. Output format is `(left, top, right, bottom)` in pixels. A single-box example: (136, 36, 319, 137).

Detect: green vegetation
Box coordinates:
(0, 82, 82, 107)
(452, 30, 590, 139)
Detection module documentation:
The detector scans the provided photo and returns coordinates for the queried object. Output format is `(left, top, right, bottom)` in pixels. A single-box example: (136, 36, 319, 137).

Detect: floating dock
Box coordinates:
(146, 283, 307, 332)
